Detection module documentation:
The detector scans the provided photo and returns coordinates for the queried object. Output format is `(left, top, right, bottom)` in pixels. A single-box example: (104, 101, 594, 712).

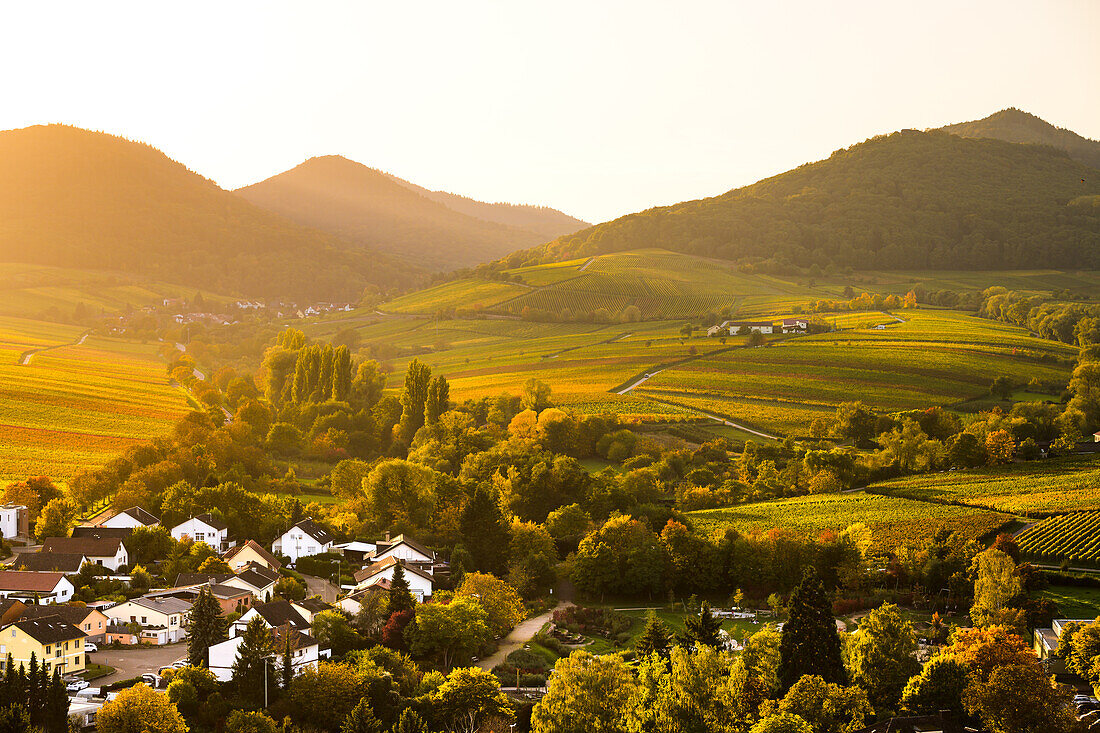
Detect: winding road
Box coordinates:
(17, 331, 90, 365)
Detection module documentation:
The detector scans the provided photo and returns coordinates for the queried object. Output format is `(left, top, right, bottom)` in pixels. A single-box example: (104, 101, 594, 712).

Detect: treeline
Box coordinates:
(512, 130, 1100, 272)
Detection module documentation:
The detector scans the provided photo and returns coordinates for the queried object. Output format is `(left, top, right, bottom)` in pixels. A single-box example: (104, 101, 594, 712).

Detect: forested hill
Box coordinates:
(520, 130, 1100, 271)
(940, 108, 1100, 170)
(236, 156, 562, 270)
(0, 124, 417, 302)
(379, 170, 589, 242)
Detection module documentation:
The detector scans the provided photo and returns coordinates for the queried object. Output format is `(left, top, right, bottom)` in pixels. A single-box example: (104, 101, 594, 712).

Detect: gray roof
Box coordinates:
(119, 507, 159, 525)
(129, 596, 192, 615)
(250, 600, 308, 630)
(292, 518, 334, 545)
(12, 553, 87, 573)
(6, 618, 85, 644)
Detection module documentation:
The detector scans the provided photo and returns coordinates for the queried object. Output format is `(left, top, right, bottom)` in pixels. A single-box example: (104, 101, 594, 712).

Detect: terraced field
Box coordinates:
(0, 317, 191, 482)
(688, 492, 1017, 552)
(871, 455, 1100, 517)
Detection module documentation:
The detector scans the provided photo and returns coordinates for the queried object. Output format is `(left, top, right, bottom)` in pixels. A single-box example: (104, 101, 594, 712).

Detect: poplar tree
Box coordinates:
(778, 568, 846, 691)
(398, 359, 431, 443)
(332, 346, 353, 402)
(423, 375, 450, 426)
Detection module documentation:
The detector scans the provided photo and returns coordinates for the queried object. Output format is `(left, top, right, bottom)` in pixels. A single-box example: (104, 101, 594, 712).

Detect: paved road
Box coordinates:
(88, 643, 187, 685)
(477, 602, 572, 672)
(301, 573, 340, 603)
(616, 369, 663, 395)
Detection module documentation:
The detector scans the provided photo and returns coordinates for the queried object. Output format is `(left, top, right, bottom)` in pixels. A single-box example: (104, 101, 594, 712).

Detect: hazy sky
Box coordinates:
(3, 1, 1097, 223)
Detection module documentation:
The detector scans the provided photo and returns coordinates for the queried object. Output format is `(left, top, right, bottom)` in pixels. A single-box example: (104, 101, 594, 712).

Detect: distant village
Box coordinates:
(106, 297, 355, 336)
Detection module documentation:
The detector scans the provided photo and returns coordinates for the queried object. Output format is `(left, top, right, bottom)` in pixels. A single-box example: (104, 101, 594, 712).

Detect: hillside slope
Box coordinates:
(524, 130, 1100, 271)
(380, 171, 588, 241)
(236, 156, 551, 270)
(0, 125, 415, 301)
(940, 108, 1100, 170)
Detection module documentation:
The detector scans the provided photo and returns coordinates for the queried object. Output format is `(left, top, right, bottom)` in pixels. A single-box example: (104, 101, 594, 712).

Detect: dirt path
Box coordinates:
(17, 331, 91, 365)
(579, 257, 597, 272)
(477, 602, 572, 672)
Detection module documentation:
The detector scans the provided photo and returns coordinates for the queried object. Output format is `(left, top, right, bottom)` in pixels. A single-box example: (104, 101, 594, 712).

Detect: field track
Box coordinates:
(18, 330, 90, 365)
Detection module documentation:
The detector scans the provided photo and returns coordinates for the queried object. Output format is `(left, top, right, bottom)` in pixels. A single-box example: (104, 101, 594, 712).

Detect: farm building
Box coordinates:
(706, 321, 731, 337)
(781, 318, 808, 333)
(728, 321, 774, 334)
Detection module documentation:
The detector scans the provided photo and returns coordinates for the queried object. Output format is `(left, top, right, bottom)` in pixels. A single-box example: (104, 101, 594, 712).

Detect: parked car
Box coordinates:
(66, 679, 89, 693)
(84, 642, 98, 653)
(141, 673, 162, 688)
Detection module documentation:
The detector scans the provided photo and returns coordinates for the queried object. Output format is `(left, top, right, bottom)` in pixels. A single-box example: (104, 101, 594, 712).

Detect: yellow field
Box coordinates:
(0, 316, 191, 482)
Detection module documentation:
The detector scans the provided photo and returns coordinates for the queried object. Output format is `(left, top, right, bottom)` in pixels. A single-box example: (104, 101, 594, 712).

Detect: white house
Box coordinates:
(0, 571, 74, 604)
(373, 535, 437, 576)
(171, 514, 234, 552)
(780, 318, 809, 334)
(100, 506, 159, 530)
(272, 518, 334, 563)
(224, 563, 280, 601)
(105, 596, 191, 643)
(41, 537, 128, 571)
(223, 540, 282, 573)
(0, 504, 28, 540)
(290, 598, 333, 625)
(352, 557, 433, 601)
(209, 625, 319, 682)
(234, 600, 310, 636)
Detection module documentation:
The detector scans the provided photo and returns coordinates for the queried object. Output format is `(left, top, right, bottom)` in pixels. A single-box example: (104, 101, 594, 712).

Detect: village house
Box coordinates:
(353, 557, 433, 601)
(336, 585, 387, 616)
(224, 562, 280, 601)
(1033, 617, 1093, 674)
(208, 624, 319, 683)
(105, 596, 191, 643)
(0, 618, 86, 675)
(41, 537, 128, 571)
(706, 321, 732, 337)
(272, 518, 335, 563)
(20, 603, 111, 644)
(0, 571, 75, 604)
(11, 552, 88, 574)
(171, 514, 234, 552)
(98, 506, 159, 530)
(234, 599, 310, 635)
(207, 584, 253, 616)
(223, 540, 282, 573)
(0, 600, 26, 627)
(0, 504, 29, 540)
(781, 318, 809, 333)
(290, 598, 333, 625)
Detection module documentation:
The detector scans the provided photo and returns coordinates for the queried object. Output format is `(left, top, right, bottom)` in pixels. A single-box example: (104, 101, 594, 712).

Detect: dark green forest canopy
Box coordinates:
(521, 130, 1100, 271)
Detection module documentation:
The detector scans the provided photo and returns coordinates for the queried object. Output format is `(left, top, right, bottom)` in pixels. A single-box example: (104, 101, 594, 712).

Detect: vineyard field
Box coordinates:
(688, 492, 1017, 552)
(1016, 511, 1100, 564)
(871, 455, 1100, 516)
(0, 317, 191, 483)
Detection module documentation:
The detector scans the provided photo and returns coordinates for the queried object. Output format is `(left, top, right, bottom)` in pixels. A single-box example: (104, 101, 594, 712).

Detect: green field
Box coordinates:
(871, 455, 1100, 517)
(687, 492, 1017, 552)
(1038, 585, 1100, 619)
(0, 316, 191, 482)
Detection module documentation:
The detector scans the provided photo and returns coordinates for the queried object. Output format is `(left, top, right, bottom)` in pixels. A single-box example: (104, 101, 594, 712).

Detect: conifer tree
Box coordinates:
(26, 654, 41, 724)
(679, 601, 723, 649)
(341, 698, 385, 733)
(393, 708, 428, 733)
(635, 610, 673, 658)
(281, 626, 295, 689)
(778, 567, 846, 691)
(388, 562, 416, 616)
(44, 668, 68, 733)
(188, 587, 229, 667)
(232, 616, 275, 707)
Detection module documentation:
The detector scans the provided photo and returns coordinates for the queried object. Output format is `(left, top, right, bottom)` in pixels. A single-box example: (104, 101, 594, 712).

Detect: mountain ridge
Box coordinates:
(939, 107, 1100, 170)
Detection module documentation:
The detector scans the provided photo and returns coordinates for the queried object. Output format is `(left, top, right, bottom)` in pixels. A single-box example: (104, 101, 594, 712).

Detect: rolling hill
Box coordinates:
(940, 107, 1100, 170)
(236, 156, 584, 270)
(516, 126, 1100, 271)
(0, 124, 416, 302)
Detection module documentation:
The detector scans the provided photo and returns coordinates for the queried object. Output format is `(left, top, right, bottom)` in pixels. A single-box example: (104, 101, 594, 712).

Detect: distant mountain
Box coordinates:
(236, 156, 583, 271)
(0, 125, 417, 302)
(940, 108, 1100, 170)
(379, 171, 588, 242)
(521, 128, 1100, 271)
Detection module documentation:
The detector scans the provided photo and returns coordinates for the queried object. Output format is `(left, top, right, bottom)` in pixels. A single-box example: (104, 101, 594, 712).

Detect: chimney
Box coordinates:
(384, 531, 391, 543)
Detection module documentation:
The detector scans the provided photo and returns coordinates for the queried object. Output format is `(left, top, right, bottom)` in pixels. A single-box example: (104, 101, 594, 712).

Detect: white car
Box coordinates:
(141, 673, 162, 688)
(84, 642, 98, 653)
(66, 679, 89, 693)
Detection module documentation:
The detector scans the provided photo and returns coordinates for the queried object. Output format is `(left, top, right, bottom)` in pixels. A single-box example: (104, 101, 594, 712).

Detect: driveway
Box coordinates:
(87, 643, 187, 685)
(477, 602, 572, 672)
(301, 573, 340, 603)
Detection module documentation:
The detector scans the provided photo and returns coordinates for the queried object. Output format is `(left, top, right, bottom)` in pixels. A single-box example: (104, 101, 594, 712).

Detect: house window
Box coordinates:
(84, 624, 90, 630)
(46, 646, 51, 655)
(171, 617, 177, 626)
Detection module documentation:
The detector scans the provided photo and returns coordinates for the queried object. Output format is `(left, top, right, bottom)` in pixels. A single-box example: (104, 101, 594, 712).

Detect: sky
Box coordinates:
(2, 0, 1097, 224)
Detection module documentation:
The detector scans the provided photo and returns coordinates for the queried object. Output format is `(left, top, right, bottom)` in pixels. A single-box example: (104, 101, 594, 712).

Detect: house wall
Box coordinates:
(356, 566, 432, 600)
(274, 528, 331, 563)
(0, 507, 28, 539)
(172, 519, 227, 549)
(88, 545, 128, 571)
(105, 603, 188, 642)
(376, 544, 432, 565)
(228, 546, 278, 572)
(77, 611, 110, 643)
(100, 514, 144, 530)
(0, 628, 85, 675)
(0, 578, 75, 604)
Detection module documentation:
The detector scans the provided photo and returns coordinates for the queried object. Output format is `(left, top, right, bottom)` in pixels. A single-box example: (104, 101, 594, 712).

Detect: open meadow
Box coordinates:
(686, 491, 1018, 552)
(0, 316, 191, 483)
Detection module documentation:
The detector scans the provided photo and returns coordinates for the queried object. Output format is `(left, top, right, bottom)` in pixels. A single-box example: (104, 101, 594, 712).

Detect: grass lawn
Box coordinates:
(577, 458, 622, 475)
(80, 663, 114, 681)
(1039, 585, 1100, 619)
